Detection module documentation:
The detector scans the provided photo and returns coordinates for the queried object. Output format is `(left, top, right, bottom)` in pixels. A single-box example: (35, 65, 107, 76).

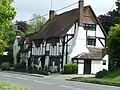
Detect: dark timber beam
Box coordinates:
(96, 37, 105, 40)
(65, 34, 74, 44)
(61, 36, 65, 70)
(66, 35, 68, 64)
(98, 38, 105, 47)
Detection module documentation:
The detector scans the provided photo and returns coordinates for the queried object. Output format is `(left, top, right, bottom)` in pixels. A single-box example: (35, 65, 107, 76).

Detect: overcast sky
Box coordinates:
(12, 0, 116, 21)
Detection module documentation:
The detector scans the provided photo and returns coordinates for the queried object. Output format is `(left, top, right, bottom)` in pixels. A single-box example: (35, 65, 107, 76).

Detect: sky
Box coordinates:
(12, 0, 116, 21)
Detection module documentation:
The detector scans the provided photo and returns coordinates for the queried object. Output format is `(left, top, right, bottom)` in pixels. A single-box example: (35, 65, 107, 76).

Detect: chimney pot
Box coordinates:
(49, 10, 56, 20)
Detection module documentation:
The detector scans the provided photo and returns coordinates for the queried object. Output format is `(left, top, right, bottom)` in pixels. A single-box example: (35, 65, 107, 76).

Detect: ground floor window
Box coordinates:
(103, 60, 106, 65)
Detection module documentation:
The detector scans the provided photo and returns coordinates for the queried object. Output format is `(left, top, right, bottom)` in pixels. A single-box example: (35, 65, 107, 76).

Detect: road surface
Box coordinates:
(0, 72, 119, 90)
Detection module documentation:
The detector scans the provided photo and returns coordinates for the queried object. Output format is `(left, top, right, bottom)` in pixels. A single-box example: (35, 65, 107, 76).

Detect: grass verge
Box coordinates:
(0, 82, 29, 90)
(71, 77, 120, 86)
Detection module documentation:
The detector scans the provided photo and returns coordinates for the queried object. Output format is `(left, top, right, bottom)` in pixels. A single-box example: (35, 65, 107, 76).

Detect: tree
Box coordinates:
(0, 0, 16, 54)
(26, 14, 46, 35)
(108, 0, 120, 24)
(98, 15, 113, 34)
(98, 0, 120, 34)
(16, 21, 28, 32)
(4, 24, 16, 50)
(107, 24, 120, 69)
(0, 0, 16, 29)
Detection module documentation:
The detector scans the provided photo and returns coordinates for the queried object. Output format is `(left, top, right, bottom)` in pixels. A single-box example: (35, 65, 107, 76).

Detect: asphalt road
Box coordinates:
(0, 72, 120, 90)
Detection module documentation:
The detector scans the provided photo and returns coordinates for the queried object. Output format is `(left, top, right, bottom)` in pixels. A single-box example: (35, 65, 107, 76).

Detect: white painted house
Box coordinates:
(13, 0, 108, 74)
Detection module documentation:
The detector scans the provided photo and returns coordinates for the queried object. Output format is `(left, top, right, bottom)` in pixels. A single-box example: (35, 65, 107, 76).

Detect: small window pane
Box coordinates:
(87, 38, 96, 46)
(84, 23, 96, 30)
(103, 60, 106, 65)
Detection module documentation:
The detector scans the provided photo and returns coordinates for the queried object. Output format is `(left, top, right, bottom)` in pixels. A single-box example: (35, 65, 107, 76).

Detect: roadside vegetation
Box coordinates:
(0, 82, 29, 90)
(72, 69, 120, 86)
(71, 0, 120, 86)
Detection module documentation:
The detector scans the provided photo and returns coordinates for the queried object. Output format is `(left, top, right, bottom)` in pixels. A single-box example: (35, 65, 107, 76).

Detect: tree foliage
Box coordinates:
(0, 0, 16, 54)
(16, 21, 28, 32)
(98, 15, 113, 34)
(26, 14, 46, 35)
(107, 24, 120, 68)
(98, 0, 120, 34)
(0, 0, 16, 29)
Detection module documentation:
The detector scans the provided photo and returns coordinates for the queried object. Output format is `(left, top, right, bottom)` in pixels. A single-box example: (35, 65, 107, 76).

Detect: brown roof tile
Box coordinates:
(26, 6, 90, 40)
(73, 47, 106, 60)
(26, 5, 106, 40)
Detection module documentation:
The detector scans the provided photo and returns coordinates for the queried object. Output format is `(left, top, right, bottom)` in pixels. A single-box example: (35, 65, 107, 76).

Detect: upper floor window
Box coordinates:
(83, 23, 96, 31)
(87, 38, 96, 46)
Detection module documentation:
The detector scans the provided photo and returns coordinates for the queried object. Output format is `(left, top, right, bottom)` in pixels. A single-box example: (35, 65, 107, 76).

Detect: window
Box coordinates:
(83, 23, 96, 30)
(103, 60, 106, 65)
(87, 38, 96, 46)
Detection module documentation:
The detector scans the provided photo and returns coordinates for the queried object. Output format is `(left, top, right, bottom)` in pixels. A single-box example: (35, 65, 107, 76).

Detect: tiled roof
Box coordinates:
(26, 6, 91, 40)
(73, 47, 106, 60)
(26, 5, 106, 40)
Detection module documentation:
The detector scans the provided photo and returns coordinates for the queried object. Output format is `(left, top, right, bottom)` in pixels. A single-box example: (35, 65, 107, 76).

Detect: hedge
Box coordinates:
(63, 64, 78, 74)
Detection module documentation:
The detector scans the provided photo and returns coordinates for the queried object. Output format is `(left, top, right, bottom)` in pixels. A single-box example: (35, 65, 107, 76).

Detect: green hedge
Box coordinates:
(64, 64, 78, 74)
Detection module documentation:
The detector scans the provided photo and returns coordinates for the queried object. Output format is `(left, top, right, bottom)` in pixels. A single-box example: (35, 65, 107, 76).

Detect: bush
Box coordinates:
(103, 69, 120, 78)
(14, 62, 26, 72)
(64, 64, 78, 74)
(0, 62, 10, 70)
(95, 69, 108, 78)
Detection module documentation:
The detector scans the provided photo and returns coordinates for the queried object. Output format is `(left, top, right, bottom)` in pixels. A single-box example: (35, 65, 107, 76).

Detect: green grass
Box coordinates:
(0, 82, 29, 90)
(72, 77, 120, 86)
(71, 69, 120, 86)
(103, 69, 120, 79)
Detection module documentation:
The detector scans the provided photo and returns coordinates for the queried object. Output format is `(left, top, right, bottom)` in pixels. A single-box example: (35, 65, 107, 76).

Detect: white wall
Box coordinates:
(87, 30, 96, 37)
(96, 25, 105, 48)
(78, 57, 108, 75)
(78, 60, 84, 74)
(91, 60, 103, 74)
(69, 25, 89, 61)
(32, 42, 41, 56)
(102, 55, 109, 71)
(13, 36, 20, 65)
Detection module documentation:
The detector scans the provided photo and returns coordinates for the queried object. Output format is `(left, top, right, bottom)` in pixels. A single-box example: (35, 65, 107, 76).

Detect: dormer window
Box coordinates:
(83, 23, 96, 30)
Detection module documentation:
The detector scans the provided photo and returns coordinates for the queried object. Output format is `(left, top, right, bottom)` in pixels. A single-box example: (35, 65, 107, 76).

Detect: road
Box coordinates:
(0, 72, 119, 90)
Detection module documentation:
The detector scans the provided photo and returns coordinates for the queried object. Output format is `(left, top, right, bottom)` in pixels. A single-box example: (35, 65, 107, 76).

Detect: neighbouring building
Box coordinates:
(13, 0, 108, 74)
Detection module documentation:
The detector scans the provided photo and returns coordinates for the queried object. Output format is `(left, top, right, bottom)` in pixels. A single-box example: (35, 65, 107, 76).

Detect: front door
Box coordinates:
(84, 59, 91, 74)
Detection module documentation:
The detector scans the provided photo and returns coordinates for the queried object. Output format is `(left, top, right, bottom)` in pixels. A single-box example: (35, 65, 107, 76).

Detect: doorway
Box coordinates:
(84, 59, 91, 74)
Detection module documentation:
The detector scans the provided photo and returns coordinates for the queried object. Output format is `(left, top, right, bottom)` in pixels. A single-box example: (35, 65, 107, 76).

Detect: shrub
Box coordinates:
(103, 69, 120, 78)
(64, 64, 78, 74)
(71, 64, 78, 74)
(14, 62, 26, 72)
(95, 69, 108, 78)
(0, 62, 10, 70)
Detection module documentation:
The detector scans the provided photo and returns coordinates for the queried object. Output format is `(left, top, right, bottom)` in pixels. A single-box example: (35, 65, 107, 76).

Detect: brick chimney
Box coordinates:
(49, 10, 56, 20)
(78, 0, 84, 20)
